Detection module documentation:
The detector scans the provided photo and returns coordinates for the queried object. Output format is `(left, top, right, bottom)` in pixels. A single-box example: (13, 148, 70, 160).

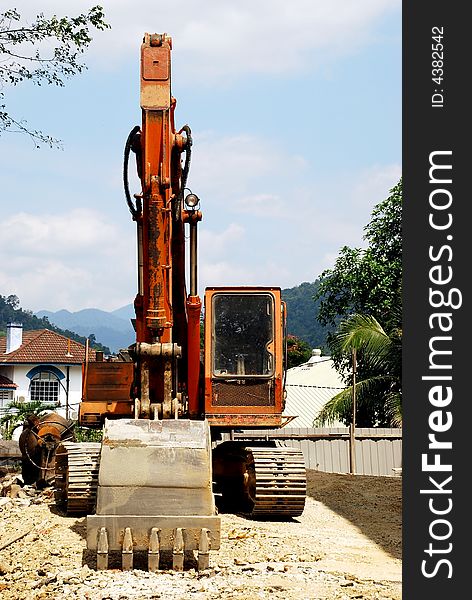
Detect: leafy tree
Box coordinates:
(313, 180, 402, 426)
(6, 294, 19, 309)
(315, 314, 402, 427)
(316, 179, 402, 333)
(0, 399, 58, 439)
(286, 335, 312, 369)
(0, 5, 109, 146)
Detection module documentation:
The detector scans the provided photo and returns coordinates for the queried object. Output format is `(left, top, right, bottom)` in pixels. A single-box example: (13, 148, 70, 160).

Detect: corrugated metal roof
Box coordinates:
(286, 355, 344, 387)
(283, 353, 346, 428)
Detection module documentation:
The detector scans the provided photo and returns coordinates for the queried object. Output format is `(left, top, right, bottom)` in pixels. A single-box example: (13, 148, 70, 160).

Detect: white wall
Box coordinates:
(11, 364, 83, 420)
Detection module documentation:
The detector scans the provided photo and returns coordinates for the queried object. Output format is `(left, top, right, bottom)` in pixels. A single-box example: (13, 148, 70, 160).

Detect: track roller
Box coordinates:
(213, 442, 306, 518)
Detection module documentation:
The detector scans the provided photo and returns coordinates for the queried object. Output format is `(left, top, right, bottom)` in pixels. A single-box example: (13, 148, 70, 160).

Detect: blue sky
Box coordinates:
(0, 0, 401, 313)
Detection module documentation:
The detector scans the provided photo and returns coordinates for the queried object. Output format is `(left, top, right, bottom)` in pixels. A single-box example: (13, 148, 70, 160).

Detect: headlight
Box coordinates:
(184, 192, 200, 208)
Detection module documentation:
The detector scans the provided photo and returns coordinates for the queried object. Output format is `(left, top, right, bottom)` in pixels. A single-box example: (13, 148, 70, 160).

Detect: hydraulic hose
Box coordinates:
(178, 125, 192, 195)
(123, 125, 142, 220)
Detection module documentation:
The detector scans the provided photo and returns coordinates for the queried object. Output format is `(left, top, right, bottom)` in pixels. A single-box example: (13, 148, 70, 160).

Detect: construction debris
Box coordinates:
(0, 469, 402, 599)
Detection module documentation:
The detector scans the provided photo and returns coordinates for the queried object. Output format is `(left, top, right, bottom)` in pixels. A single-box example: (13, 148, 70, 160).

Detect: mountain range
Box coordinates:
(36, 306, 135, 353)
(36, 282, 332, 353)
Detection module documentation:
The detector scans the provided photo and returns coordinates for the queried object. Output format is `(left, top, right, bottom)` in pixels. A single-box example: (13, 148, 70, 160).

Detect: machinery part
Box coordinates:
(123, 125, 142, 220)
(204, 288, 287, 428)
(70, 31, 302, 575)
(54, 441, 101, 514)
(19, 413, 75, 487)
(245, 446, 306, 517)
(90, 519, 218, 572)
(213, 442, 306, 518)
(86, 419, 220, 571)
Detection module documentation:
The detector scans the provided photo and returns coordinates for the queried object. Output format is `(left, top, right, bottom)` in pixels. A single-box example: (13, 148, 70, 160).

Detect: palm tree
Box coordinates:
(0, 400, 58, 439)
(315, 314, 402, 427)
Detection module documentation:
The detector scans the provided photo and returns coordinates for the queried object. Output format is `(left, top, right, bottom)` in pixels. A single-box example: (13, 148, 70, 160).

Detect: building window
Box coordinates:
(0, 389, 13, 409)
(30, 371, 60, 404)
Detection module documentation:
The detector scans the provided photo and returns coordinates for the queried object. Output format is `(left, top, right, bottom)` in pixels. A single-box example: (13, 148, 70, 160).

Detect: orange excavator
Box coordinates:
(54, 33, 306, 571)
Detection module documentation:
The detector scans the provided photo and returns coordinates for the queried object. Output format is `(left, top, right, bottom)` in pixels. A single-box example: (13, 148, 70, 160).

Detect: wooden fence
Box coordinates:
(225, 427, 402, 477)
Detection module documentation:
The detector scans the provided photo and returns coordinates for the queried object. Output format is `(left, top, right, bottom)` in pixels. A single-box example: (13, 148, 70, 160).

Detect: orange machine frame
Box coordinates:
(79, 36, 288, 433)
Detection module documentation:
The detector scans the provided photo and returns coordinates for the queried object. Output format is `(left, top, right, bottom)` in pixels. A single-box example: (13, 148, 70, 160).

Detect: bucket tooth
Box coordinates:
(197, 528, 210, 571)
(122, 527, 133, 570)
(148, 527, 160, 572)
(96, 527, 109, 570)
(172, 528, 184, 571)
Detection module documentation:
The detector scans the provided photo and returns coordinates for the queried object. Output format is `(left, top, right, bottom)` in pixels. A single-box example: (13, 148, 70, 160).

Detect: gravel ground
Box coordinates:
(0, 470, 402, 600)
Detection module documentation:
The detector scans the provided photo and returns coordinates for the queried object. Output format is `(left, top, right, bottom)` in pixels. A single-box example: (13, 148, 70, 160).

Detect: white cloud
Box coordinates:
(191, 132, 281, 194)
(290, 162, 401, 245)
(199, 261, 254, 291)
(12, 0, 400, 80)
(200, 223, 245, 256)
(0, 161, 402, 313)
(190, 131, 307, 200)
(198, 161, 402, 292)
(235, 193, 286, 218)
(2, 210, 118, 257)
(0, 210, 136, 312)
(350, 163, 402, 209)
(199, 259, 292, 293)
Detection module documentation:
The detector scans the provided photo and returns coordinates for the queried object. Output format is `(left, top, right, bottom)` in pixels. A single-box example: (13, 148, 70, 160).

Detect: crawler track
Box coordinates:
(245, 446, 306, 517)
(213, 442, 306, 518)
(54, 442, 101, 514)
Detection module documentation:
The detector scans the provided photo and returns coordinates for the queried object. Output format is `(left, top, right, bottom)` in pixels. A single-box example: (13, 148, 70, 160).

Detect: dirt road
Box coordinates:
(0, 470, 402, 599)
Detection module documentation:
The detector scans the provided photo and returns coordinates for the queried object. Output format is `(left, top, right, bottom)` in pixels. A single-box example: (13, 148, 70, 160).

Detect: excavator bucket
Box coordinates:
(86, 418, 220, 571)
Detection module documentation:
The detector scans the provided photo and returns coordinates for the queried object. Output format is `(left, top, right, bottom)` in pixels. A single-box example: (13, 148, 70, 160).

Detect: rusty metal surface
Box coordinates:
(19, 412, 74, 486)
(79, 400, 134, 426)
(142, 46, 169, 81)
(87, 515, 221, 551)
(82, 361, 134, 403)
(205, 413, 283, 427)
(212, 443, 306, 518)
(80, 361, 134, 425)
(140, 35, 171, 109)
(204, 287, 285, 424)
(211, 380, 274, 407)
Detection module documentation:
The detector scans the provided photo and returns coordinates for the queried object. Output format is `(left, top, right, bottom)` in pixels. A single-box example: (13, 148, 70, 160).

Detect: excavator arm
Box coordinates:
(131, 32, 201, 421)
(80, 33, 202, 425)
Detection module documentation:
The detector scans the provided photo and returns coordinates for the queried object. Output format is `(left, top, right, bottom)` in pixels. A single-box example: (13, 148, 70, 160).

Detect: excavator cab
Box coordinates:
(204, 287, 286, 428)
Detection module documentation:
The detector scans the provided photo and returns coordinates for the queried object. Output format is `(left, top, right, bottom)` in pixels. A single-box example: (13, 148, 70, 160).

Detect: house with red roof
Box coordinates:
(0, 323, 95, 420)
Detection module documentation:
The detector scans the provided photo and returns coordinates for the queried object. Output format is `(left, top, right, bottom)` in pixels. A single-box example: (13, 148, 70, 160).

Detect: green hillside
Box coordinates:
(282, 281, 333, 352)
